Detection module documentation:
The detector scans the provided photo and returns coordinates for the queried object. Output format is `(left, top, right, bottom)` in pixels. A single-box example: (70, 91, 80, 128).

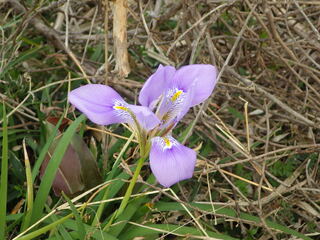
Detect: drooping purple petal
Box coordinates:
(68, 84, 129, 125)
(149, 136, 196, 187)
(139, 65, 176, 109)
(172, 64, 218, 106)
(129, 105, 160, 130)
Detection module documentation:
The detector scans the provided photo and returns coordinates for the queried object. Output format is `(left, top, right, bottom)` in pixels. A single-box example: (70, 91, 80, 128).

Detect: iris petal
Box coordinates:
(139, 65, 176, 109)
(172, 64, 218, 106)
(129, 105, 160, 130)
(154, 64, 217, 126)
(68, 84, 128, 125)
(157, 88, 192, 127)
(150, 136, 196, 187)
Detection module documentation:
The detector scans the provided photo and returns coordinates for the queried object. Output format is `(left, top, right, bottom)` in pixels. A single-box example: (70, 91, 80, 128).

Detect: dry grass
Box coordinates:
(1, 0, 320, 239)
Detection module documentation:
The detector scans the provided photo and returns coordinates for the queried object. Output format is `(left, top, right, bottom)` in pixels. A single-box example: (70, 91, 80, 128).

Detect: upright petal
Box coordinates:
(129, 105, 160, 131)
(68, 84, 129, 125)
(139, 65, 176, 109)
(172, 64, 218, 106)
(149, 136, 196, 187)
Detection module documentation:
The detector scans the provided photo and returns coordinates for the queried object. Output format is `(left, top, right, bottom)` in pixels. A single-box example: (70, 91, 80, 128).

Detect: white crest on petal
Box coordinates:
(159, 88, 187, 125)
(152, 136, 178, 151)
(113, 100, 132, 122)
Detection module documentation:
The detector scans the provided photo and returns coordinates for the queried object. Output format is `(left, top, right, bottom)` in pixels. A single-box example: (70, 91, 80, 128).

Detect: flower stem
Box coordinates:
(116, 155, 146, 218)
(104, 155, 146, 231)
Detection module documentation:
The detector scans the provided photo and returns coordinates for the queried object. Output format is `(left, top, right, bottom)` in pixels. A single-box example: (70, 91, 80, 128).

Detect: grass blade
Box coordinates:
(0, 46, 43, 79)
(108, 197, 148, 237)
(120, 223, 238, 240)
(17, 214, 74, 240)
(31, 117, 63, 182)
(91, 133, 134, 226)
(45, 205, 73, 240)
(155, 202, 313, 240)
(30, 114, 86, 224)
(61, 192, 86, 240)
(21, 139, 34, 231)
(47, 219, 119, 240)
(0, 103, 8, 239)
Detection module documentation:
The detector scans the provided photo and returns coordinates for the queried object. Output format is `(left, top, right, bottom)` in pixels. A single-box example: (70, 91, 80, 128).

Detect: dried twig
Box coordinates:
(113, 0, 130, 77)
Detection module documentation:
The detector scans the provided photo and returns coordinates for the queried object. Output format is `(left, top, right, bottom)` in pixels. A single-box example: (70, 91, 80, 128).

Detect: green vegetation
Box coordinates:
(1, 0, 319, 239)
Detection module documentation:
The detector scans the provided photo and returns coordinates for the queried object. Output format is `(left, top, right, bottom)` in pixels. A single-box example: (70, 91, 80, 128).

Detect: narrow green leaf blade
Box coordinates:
(92, 133, 134, 226)
(0, 103, 8, 239)
(109, 197, 148, 237)
(0, 46, 43, 79)
(17, 214, 74, 240)
(61, 192, 86, 240)
(32, 117, 63, 182)
(21, 139, 34, 231)
(120, 223, 238, 240)
(45, 205, 73, 240)
(155, 202, 313, 240)
(31, 115, 86, 224)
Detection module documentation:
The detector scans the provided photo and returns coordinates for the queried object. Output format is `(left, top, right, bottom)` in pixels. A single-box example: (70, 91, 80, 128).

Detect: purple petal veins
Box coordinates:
(150, 136, 197, 187)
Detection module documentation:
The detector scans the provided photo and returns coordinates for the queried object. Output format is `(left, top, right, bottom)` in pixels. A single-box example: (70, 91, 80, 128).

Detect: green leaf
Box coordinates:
(40, 139, 85, 196)
(259, 31, 268, 39)
(177, 120, 194, 142)
(109, 197, 148, 237)
(45, 206, 73, 240)
(0, 103, 8, 239)
(227, 107, 244, 120)
(0, 46, 43, 79)
(120, 223, 238, 240)
(30, 114, 86, 224)
(46, 219, 119, 240)
(154, 202, 313, 240)
(32, 117, 63, 182)
(20, 139, 34, 231)
(39, 119, 102, 197)
(17, 214, 74, 240)
(61, 193, 86, 240)
(92, 133, 134, 226)
(71, 134, 102, 190)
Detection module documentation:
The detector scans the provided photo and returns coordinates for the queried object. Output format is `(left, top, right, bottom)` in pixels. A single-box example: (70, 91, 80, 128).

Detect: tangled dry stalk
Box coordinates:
(1, 0, 320, 238)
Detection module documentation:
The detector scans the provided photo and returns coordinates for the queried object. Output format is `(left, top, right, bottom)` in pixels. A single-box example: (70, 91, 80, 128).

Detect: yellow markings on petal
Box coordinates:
(163, 137, 172, 148)
(171, 90, 183, 102)
(114, 105, 128, 111)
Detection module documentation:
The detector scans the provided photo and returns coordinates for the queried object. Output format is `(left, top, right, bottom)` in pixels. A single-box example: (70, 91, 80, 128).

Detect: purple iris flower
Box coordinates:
(68, 64, 217, 187)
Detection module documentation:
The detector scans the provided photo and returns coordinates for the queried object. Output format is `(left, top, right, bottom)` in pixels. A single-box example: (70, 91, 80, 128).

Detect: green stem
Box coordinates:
(91, 187, 110, 226)
(104, 155, 146, 231)
(116, 155, 146, 218)
(92, 133, 135, 227)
